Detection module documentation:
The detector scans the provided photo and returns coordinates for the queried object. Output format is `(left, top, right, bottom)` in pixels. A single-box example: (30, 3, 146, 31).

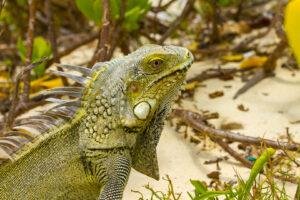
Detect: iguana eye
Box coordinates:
(149, 58, 164, 68)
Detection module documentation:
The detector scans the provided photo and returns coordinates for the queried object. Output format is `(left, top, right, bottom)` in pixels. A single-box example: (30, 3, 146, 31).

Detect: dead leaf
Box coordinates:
(209, 91, 224, 99)
(220, 122, 243, 131)
(237, 104, 249, 112)
(207, 171, 220, 180)
(240, 56, 268, 69)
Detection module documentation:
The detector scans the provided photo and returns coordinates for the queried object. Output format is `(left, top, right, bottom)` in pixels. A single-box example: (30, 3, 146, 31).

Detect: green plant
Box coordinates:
(75, 0, 151, 31)
(17, 36, 52, 78)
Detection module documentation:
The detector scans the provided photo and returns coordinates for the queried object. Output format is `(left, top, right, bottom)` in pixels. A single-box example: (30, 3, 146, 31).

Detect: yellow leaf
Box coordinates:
(184, 81, 199, 91)
(0, 92, 7, 98)
(30, 75, 51, 88)
(240, 56, 268, 69)
(187, 42, 199, 52)
(285, 0, 300, 67)
(39, 78, 64, 88)
(221, 54, 244, 62)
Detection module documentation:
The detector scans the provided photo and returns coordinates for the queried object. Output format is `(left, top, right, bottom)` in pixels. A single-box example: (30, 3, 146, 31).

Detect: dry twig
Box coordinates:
(172, 109, 300, 184)
(45, 0, 68, 86)
(22, 0, 37, 102)
(233, 39, 287, 99)
(172, 109, 300, 151)
(89, 0, 111, 66)
(158, 0, 195, 44)
(4, 58, 49, 130)
(107, 0, 127, 59)
(187, 67, 251, 83)
(233, 1, 287, 99)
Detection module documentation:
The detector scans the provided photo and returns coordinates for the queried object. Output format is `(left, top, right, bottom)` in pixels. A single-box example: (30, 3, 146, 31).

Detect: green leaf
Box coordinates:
(32, 37, 52, 77)
(17, 37, 26, 63)
(190, 180, 207, 195)
(195, 190, 231, 200)
(238, 148, 276, 200)
(123, 0, 151, 31)
(75, 0, 102, 24)
(17, 37, 52, 78)
(217, 0, 232, 6)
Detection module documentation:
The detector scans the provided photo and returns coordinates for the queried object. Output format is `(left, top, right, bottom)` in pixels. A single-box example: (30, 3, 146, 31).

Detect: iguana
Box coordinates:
(0, 44, 193, 200)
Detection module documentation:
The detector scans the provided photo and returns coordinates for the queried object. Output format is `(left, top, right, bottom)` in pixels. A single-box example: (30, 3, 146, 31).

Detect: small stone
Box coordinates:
(84, 129, 89, 134)
(93, 108, 99, 115)
(104, 103, 110, 108)
(96, 95, 101, 100)
(89, 128, 94, 134)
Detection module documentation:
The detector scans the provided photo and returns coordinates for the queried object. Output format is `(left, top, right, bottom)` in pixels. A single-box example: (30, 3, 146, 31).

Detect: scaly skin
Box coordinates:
(0, 44, 193, 199)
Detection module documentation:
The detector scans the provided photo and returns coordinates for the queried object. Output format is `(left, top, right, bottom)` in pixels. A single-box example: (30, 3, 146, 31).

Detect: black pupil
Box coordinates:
(153, 60, 161, 67)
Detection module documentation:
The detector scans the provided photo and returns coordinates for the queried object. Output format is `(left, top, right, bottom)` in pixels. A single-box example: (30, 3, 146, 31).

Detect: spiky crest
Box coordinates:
(0, 64, 94, 162)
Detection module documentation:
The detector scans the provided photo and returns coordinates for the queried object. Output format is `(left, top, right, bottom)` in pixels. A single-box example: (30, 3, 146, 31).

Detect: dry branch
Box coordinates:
(172, 109, 300, 184)
(233, 39, 287, 99)
(89, 0, 111, 66)
(187, 67, 251, 83)
(158, 0, 195, 44)
(4, 58, 49, 130)
(22, 0, 37, 102)
(107, 0, 127, 59)
(45, 0, 68, 86)
(172, 109, 300, 151)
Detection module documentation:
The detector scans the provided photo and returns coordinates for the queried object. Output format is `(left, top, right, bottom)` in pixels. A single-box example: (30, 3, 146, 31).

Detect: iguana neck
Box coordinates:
(79, 67, 141, 151)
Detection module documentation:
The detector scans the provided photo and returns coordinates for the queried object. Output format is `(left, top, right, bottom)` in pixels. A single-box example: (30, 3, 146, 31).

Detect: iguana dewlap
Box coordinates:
(0, 44, 193, 200)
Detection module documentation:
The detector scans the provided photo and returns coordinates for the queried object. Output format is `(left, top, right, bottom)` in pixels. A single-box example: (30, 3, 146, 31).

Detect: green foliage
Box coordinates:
(136, 148, 284, 200)
(17, 37, 52, 78)
(188, 180, 231, 200)
(75, 0, 150, 31)
(195, 0, 241, 19)
(75, 0, 103, 24)
(217, 0, 233, 6)
(188, 148, 277, 200)
(237, 148, 275, 199)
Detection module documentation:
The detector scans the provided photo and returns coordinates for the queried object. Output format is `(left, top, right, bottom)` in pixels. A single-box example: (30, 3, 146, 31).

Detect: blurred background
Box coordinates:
(1, 0, 300, 199)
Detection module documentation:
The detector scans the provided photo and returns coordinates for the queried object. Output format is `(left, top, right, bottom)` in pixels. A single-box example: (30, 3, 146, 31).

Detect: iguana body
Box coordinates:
(0, 45, 193, 199)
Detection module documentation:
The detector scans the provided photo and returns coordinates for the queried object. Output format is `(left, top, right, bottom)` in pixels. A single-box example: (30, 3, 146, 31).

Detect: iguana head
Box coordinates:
(120, 44, 193, 127)
(81, 44, 193, 179)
